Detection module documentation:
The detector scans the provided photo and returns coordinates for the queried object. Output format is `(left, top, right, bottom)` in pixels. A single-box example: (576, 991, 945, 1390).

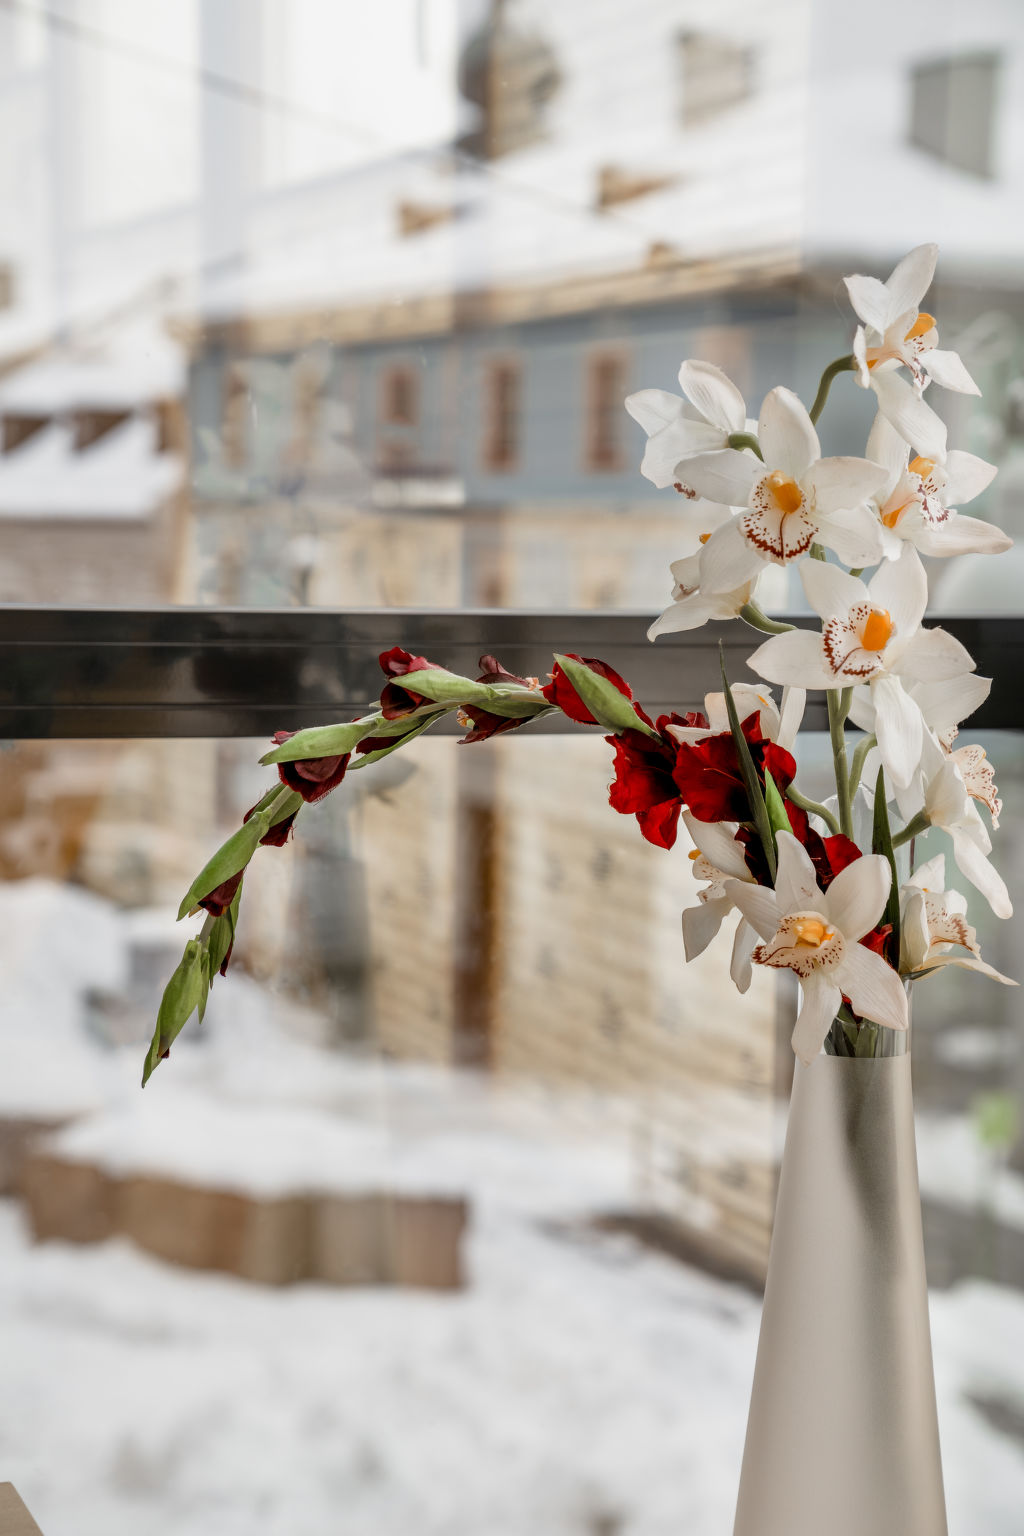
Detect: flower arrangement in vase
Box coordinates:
(144, 245, 1014, 1534)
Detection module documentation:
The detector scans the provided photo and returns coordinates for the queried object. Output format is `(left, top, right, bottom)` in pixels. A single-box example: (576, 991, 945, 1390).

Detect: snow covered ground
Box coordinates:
(1, 882, 1024, 1533)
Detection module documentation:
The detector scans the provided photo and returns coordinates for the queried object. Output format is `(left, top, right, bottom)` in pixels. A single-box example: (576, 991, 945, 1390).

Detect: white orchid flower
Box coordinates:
(680, 811, 759, 992)
(724, 831, 907, 1064)
(845, 244, 979, 457)
(749, 547, 977, 789)
(677, 387, 887, 593)
(921, 754, 1012, 919)
(648, 549, 764, 638)
(867, 413, 1009, 560)
(665, 682, 805, 752)
(901, 854, 1015, 986)
(625, 359, 749, 490)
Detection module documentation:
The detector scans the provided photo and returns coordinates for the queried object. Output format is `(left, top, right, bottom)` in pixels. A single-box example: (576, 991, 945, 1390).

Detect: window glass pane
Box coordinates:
(0, 730, 1022, 1530)
(1, 3, 1022, 608)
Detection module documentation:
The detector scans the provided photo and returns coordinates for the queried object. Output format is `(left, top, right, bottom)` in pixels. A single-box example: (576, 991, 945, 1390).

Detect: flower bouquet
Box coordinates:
(146, 246, 1013, 1533)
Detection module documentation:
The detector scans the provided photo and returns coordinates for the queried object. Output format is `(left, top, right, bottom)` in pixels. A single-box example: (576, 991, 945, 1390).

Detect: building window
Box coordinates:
(909, 52, 1001, 181)
(380, 365, 419, 427)
(585, 352, 627, 473)
(221, 364, 248, 470)
(677, 33, 755, 127)
(483, 360, 521, 473)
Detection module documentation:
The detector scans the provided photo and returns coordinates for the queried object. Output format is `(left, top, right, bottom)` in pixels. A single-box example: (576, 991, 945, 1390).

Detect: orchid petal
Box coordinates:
(639, 419, 728, 488)
(759, 387, 820, 477)
(724, 880, 780, 942)
(803, 455, 888, 515)
(800, 559, 867, 620)
(901, 888, 932, 973)
(816, 505, 886, 567)
(912, 673, 991, 734)
(775, 829, 822, 914)
(844, 272, 895, 334)
(944, 449, 998, 506)
(624, 388, 683, 435)
(914, 953, 1017, 986)
(915, 515, 1012, 558)
(678, 359, 747, 434)
(647, 594, 718, 637)
(871, 371, 948, 459)
(838, 944, 909, 1032)
(898, 627, 977, 682)
(869, 544, 928, 638)
(950, 828, 1012, 919)
(872, 674, 923, 789)
(730, 917, 758, 993)
(699, 517, 765, 594)
(675, 448, 759, 506)
(885, 244, 938, 319)
(823, 852, 891, 941)
(682, 897, 732, 962)
(791, 974, 843, 1065)
(866, 412, 910, 481)
(777, 686, 806, 753)
(923, 349, 980, 396)
(748, 629, 835, 691)
(682, 811, 750, 880)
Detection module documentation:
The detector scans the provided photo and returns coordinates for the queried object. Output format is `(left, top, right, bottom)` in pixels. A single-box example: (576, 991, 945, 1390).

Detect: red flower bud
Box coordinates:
(243, 800, 299, 846)
(198, 870, 243, 918)
(542, 654, 640, 725)
(378, 646, 439, 720)
(269, 730, 350, 803)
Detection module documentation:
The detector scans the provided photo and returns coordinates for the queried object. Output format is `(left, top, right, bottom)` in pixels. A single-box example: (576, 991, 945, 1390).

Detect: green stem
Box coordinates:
(786, 785, 841, 837)
(848, 733, 877, 800)
(893, 811, 931, 848)
(828, 688, 854, 840)
(809, 354, 856, 425)
(727, 431, 764, 461)
(739, 602, 794, 635)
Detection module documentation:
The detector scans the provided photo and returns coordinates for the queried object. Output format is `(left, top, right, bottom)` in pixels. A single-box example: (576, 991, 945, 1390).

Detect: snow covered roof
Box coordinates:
(0, 419, 183, 520)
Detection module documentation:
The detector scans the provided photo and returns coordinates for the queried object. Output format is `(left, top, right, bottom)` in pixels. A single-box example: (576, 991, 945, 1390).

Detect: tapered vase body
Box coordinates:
(733, 1052, 947, 1536)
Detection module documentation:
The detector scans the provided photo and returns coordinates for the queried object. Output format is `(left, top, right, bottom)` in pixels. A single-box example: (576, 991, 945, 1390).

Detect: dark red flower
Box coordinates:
(606, 725, 684, 849)
(243, 799, 299, 847)
(379, 646, 440, 720)
(542, 654, 649, 727)
(269, 730, 350, 803)
(198, 870, 243, 918)
(457, 654, 542, 744)
(218, 937, 235, 978)
(672, 712, 796, 824)
(859, 924, 893, 958)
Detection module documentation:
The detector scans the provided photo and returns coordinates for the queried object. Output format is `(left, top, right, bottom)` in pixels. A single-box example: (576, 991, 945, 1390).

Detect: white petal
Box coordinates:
(682, 811, 750, 880)
(648, 594, 716, 637)
(675, 448, 759, 506)
(777, 686, 806, 753)
(872, 674, 922, 789)
(869, 544, 928, 638)
(908, 852, 946, 891)
(823, 853, 891, 941)
(682, 897, 732, 962)
(837, 944, 909, 1032)
(640, 419, 727, 488)
(774, 829, 822, 914)
(912, 673, 991, 734)
(624, 388, 682, 435)
(758, 386, 819, 477)
(844, 272, 895, 333)
(872, 370, 948, 459)
(730, 917, 758, 993)
(791, 974, 843, 1065)
(803, 455, 888, 515)
(914, 953, 1017, 986)
(800, 559, 867, 620)
(898, 628, 977, 683)
(699, 518, 764, 594)
(678, 359, 746, 434)
(944, 449, 998, 506)
(748, 629, 835, 691)
(923, 348, 981, 396)
(866, 412, 910, 481)
(816, 505, 886, 567)
(724, 880, 780, 941)
(901, 888, 931, 972)
(847, 687, 875, 733)
(915, 515, 1012, 558)
(950, 829, 1012, 919)
(885, 243, 938, 318)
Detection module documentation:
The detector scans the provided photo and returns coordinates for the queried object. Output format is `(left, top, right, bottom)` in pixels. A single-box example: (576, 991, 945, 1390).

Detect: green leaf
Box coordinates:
(348, 709, 447, 768)
(553, 655, 658, 737)
(871, 765, 901, 966)
(259, 716, 382, 765)
(176, 813, 268, 921)
(371, 667, 494, 707)
(763, 770, 794, 839)
(142, 938, 207, 1085)
(720, 649, 776, 882)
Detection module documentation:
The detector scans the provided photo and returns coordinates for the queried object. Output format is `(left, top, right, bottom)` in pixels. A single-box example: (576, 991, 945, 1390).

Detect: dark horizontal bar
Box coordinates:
(0, 605, 1019, 739)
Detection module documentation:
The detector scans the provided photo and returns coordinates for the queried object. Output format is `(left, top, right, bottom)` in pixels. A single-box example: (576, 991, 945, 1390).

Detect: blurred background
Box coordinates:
(1, 3, 1024, 1533)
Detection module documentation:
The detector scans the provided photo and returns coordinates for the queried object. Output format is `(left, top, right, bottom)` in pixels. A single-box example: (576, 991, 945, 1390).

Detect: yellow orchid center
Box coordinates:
(909, 455, 935, 480)
(881, 500, 911, 529)
(688, 849, 701, 861)
(904, 312, 936, 342)
(792, 917, 833, 948)
(766, 471, 803, 515)
(860, 608, 893, 652)
(699, 531, 712, 544)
